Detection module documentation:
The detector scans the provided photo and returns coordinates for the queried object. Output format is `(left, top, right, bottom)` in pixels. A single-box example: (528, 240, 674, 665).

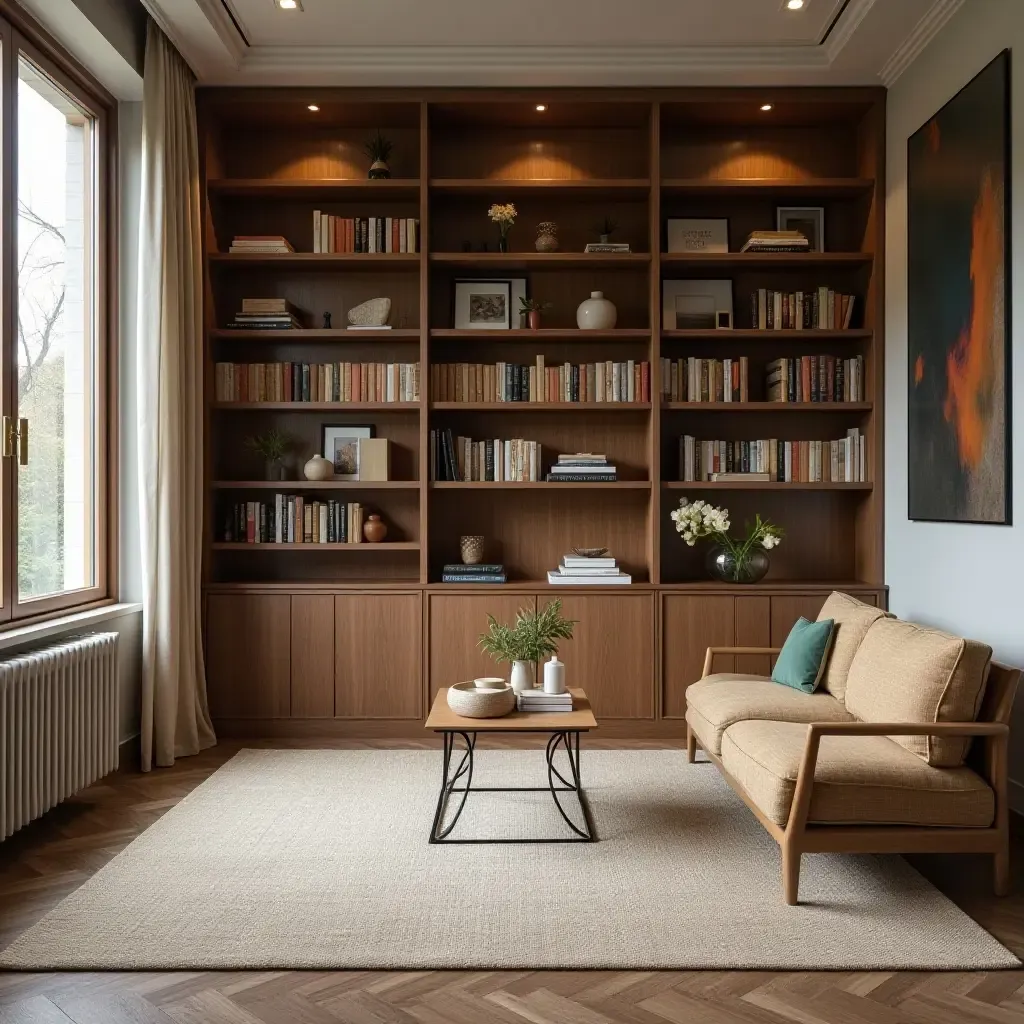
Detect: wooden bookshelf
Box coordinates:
(199, 87, 886, 738)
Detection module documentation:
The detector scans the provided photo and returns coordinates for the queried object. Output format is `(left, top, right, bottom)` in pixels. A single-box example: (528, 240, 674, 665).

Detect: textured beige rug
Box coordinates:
(0, 748, 1016, 970)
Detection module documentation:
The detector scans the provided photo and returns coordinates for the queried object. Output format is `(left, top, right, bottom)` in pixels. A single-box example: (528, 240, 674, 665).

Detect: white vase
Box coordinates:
(303, 455, 334, 481)
(543, 655, 566, 694)
(510, 660, 534, 693)
(576, 290, 617, 330)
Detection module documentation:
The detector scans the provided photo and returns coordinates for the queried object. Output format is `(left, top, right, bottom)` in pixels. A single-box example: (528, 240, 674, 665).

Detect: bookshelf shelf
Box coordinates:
(208, 178, 422, 199)
(662, 481, 873, 492)
(212, 402, 420, 412)
(661, 402, 872, 412)
(429, 252, 650, 270)
(430, 481, 651, 490)
(661, 329, 871, 341)
(430, 402, 651, 412)
(211, 329, 422, 341)
(430, 329, 651, 341)
(661, 177, 874, 197)
(429, 178, 650, 197)
(209, 252, 421, 268)
(211, 542, 421, 551)
(212, 480, 421, 490)
(659, 252, 872, 268)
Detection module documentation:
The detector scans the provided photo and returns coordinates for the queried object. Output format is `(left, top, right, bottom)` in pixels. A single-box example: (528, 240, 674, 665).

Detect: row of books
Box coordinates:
(546, 453, 617, 483)
(547, 552, 631, 585)
(440, 562, 507, 584)
(214, 362, 420, 404)
(752, 288, 857, 330)
(430, 429, 540, 482)
(228, 235, 294, 254)
(223, 498, 368, 544)
(312, 213, 419, 254)
(660, 357, 750, 403)
(740, 230, 810, 253)
(678, 428, 866, 483)
(766, 356, 865, 403)
(430, 360, 651, 404)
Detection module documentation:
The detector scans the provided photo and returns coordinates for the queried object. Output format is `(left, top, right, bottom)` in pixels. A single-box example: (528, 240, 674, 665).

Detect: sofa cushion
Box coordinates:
(684, 673, 853, 756)
(721, 719, 995, 828)
(772, 616, 835, 693)
(844, 618, 992, 767)
(816, 591, 888, 703)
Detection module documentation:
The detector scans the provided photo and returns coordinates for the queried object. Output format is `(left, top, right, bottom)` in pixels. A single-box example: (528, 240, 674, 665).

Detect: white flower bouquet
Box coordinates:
(670, 498, 783, 582)
(488, 203, 517, 250)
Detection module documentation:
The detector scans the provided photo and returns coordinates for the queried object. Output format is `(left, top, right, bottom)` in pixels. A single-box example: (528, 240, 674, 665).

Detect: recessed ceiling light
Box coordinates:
(760, 104, 773, 112)
(307, 104, 320, 112)
(536, 104, 547, 112)
(785, 0, 805, 8)
(277, 0, 302, 9)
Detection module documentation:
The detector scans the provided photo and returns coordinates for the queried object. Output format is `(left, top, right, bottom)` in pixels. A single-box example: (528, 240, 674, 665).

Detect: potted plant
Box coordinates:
(595, 216, 618, 244)
(478, 599, 576, 692)
(364, 130, 393, 179)
(246, 429, 291, 481)
(671, 498, 783, 583)
(487, 202, 517, 252)
(519, 297, 551, 331)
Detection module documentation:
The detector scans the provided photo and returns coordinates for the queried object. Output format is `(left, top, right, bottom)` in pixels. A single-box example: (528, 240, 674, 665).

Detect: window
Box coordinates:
(0, 18, 114, 623)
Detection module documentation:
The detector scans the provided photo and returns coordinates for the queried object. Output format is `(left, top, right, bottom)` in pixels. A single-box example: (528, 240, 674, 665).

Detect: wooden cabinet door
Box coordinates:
(206, 595, 291, 719)
(662, 595, 734, 718)
(291, 596, 335, 718)
(429, 595, 534, 696)
(734, 595, 772, 676)
(770, 594, 830, 647)
(335, 594, 422, 718)
(551, 594, 654, 719)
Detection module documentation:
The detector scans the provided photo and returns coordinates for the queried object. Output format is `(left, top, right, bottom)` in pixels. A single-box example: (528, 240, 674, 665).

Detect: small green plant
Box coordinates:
(519, 297, 552, 313)
(595, 216, 618, 238)
(364, 129, 393, 165)
(245, 428, 291, 463)
(478, 600, 576, 664)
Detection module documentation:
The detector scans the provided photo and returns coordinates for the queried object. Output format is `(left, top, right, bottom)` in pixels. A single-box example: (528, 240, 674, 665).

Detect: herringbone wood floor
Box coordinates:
(3, 739, 1024, 1024)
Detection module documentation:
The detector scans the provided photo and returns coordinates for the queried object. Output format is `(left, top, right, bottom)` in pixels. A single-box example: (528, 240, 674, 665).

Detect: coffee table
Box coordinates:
(425, 687, 598, 844)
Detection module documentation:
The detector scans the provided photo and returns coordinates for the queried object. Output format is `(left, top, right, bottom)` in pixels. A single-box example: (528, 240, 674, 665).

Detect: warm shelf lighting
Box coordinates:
(760, 103, 774, 111)
(307, 104, 320, 112)
(277, 0, 302, 9)
(786, 0, 805, 9)
(536, 104, 547, 112)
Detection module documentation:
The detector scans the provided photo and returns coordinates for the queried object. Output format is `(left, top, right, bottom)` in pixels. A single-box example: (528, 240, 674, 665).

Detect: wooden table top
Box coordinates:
(426, 687, 598, 731)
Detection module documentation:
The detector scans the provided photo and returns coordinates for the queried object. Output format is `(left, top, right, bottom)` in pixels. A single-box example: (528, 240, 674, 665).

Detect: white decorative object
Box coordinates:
(446, 680, 515, 718)
(510, 660, 535, 693)
(543, 655, 566, 694)
(303, 454, 334, 481)
(347, 297, 391, 327)
(576, 291, 617, 330)
(667, 218, 729, 254)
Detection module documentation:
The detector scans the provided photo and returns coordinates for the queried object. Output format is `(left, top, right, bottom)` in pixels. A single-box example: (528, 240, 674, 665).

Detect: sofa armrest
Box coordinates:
(702, 646, 781, 678)
(787, 720, 1009, 835)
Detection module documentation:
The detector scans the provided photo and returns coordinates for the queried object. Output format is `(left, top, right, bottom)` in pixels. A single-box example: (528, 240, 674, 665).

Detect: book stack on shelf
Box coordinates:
(752, 289, 857, 330)
(430, 428, 541, 482)
(227, 298, 302, 331)
(224, 497, 367, 544)
(432, 360, 650, 404)
(740, 230, 809, 253)
(766, 356, 864, 403)
(312, 212, 419, 254)
(660, 357, 749, 403)
(440, 562, 507, 584)
(214, 361, 420, 403)
(228, 234, 293, 254)
(679, 428, 866, 483)
(517, 688, 574, 713)
(583, 241, 631, 254)
(545, 453, 617, 483)
(547, 552, 631, 585)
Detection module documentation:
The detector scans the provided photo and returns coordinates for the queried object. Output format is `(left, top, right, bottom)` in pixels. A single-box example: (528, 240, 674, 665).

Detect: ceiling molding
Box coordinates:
(824, 0, 877, 62)
(878, 0, 964, 86)
(194, 0, 247, 63)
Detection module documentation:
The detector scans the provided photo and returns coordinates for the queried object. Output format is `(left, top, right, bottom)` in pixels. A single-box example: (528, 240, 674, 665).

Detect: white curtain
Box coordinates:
(137, 22, 216, 770)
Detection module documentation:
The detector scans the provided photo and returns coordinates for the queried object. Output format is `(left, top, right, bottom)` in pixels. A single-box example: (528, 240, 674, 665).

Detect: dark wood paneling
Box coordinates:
(291, 595, 335, 717)
(770, 594, 830, 647)
(735, 595, 772, 675)
(662, 595, 735, 718)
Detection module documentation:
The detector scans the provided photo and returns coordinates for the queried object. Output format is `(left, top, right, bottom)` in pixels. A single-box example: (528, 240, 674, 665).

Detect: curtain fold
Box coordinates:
(137, 22, 216, 771)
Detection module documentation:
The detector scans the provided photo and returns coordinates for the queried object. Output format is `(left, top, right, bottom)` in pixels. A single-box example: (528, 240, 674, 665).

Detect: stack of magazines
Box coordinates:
(517, 688, 574, 712)
(547, 552, 632, 585)
(740, 230, 809, 253)
(546, 453, 617, 482)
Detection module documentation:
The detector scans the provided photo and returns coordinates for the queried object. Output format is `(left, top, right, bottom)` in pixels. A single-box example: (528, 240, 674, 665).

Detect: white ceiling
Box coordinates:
(142, 0, 965, 87)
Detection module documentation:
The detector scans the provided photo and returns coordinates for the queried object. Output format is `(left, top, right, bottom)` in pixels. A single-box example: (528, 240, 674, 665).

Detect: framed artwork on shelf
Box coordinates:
(663, 279, 733, 330)
(776, 207, 825, 252)
(667, 218, 729, 254)
(322, 424, 375, 480)
(454, 279, 512, 330)
(907, 49, 1011, 525)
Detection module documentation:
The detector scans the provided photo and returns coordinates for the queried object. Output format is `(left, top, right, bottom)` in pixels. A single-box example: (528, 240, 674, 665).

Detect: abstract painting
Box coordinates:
(908, 50, 1011, 524)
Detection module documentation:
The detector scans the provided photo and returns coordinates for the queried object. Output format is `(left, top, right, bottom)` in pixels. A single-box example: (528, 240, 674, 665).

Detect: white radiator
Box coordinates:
(0, 632, 119, 840)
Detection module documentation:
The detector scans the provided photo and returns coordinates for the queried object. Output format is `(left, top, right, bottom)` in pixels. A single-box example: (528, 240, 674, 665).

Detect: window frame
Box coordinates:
(0, 1, 117, 626)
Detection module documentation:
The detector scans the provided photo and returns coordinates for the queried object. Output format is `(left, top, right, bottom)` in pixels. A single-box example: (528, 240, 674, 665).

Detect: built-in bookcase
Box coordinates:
(199, 89, 883, 593)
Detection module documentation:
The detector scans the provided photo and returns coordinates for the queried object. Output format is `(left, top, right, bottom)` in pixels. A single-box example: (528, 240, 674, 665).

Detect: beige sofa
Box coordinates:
(685, 592, 1021, 904)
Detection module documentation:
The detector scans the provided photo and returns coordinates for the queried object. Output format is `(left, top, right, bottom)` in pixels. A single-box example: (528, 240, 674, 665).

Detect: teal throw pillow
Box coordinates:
(772, 617, 835, 693)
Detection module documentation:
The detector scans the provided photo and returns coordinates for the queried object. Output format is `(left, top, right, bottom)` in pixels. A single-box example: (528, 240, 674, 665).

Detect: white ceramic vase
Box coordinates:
(303, 454, 334, 481)
(543, 655, 566, 694)
(509, 660, 535, 693)
(576, 290, 617, 330)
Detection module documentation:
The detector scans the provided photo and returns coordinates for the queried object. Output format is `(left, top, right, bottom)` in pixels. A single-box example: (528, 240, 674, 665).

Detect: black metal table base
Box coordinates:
(429, 730, 595, 843)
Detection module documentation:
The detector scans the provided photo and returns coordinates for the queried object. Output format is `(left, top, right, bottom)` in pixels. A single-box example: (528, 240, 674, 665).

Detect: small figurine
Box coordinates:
(323, 311, 332, 329)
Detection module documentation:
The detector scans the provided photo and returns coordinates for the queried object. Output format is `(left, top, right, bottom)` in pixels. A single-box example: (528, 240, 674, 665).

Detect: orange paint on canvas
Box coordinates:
(943, 168, 1002, 468)
(928, 119, 941, 153)
(914, 354, 925, 384)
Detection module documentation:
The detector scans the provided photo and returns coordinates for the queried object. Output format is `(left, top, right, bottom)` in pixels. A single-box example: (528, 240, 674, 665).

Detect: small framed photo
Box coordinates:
(777, 206, 825, 252)
(663, 279, 733, 331)
(454, 279, 512, 330)
(667, 218, 729, 254)
(715, 310, 732, 330)
(322, 424, 375, 480)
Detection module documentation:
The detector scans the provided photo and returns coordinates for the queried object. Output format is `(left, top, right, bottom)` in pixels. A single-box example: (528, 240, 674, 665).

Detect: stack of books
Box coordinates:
(227, 298, 302, 331)
(660, 357, 750, 403)
(766, 355, 864, 403)
(517, 688, 574, 713)
(228, 235, 294, 254)
(214, 361, 420, 403)
(224, 497, 364, 544)
(547, 553, 632, 585)
(440, 562, 507, 584)
(740, 230, 809, 254)
(430, 428, 541, 482)
(546, 453, 617, 483)
(583, 241, 631, 253)
(313, 213, 419, 254)
(752, 288, 857, 330)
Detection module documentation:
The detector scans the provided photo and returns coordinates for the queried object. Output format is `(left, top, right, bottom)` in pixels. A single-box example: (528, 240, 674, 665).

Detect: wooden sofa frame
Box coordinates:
(686, 646, 1022, 905)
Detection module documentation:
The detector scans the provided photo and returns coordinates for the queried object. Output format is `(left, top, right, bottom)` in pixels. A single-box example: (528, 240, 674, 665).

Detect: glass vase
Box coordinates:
(498, 234, 509, 253)
(705, 544, 770, 584)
